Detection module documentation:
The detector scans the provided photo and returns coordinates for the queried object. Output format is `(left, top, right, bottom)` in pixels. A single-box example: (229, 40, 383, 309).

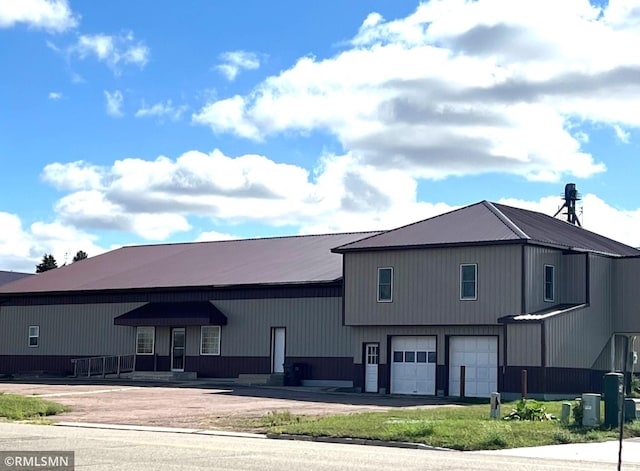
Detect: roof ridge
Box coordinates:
(121, 230, 383, 249)
(484, 201, 530, 240)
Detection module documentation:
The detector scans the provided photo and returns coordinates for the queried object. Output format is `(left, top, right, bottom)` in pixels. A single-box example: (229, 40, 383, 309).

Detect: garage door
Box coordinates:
(390, 336, 436, 395)
(449, 336, 497, 398)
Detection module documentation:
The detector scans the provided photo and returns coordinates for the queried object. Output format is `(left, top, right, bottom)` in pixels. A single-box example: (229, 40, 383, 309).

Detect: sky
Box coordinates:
(2, 0, 640, 273)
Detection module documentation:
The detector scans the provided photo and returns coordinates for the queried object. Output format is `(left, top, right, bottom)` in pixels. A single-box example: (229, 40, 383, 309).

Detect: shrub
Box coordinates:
(503, 399, 556, 421)
(572, 400, 584, 425)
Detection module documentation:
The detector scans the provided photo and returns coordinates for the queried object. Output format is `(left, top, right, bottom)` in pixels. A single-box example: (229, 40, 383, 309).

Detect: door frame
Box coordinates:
(364, 342, 380, 393)
(271, 327, 286, 373)
(171, 327, 186, 372)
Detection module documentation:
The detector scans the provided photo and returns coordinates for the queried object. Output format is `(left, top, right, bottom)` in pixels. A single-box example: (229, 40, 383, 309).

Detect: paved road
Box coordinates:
(1, 423, 640, 471)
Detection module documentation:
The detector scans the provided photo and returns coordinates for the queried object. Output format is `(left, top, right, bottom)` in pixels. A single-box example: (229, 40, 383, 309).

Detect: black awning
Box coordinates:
(114, 301, 228, 327)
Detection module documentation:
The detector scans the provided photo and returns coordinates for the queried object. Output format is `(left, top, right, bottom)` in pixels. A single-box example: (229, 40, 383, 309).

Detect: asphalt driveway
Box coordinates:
(0, 379, 453, 430)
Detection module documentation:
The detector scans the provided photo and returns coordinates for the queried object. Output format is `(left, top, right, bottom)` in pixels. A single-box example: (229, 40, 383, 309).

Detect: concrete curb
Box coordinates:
(266, 433, 456, 451)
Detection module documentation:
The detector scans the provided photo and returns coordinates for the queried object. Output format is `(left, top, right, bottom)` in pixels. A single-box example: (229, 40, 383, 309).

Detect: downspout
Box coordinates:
(611, 333, 617, 372)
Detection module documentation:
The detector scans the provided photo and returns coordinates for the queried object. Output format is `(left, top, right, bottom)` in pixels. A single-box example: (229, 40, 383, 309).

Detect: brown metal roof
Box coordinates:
(493, 203, 640, 256)
(333, 201, 524, 251)
(0, 270, 33, 286)
(334, 200, 640, 257)
(0, 232, 380, 294)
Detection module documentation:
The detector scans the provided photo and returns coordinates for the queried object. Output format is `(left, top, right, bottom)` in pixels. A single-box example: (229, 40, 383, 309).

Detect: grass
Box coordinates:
(0, 392, 69, 421)
(263, 400, 640, 451)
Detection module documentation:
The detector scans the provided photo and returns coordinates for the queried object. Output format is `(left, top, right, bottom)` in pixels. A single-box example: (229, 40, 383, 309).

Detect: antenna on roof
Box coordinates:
(553, 183, 581, 226)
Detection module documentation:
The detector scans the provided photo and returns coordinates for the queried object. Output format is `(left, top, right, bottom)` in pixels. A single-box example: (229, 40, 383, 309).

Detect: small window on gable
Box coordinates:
(201, 325, 221, 355)
(28, 325, 39, 348)
(377, 267, 393, 303)
(544, 265, 555, 302)
(460, 264, 477, 300)
(136, 326, 155, 355)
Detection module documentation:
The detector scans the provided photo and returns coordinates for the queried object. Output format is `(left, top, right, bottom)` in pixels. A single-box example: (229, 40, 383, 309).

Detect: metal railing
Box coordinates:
(71, 354, 136, 378)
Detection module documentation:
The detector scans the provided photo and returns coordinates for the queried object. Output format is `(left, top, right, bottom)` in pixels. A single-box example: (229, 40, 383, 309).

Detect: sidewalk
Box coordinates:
(475, 438, 640, 465)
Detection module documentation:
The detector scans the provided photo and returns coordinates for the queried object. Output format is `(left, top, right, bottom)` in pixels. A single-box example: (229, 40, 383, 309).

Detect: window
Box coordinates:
(136, 326, 155, 355)
(28, 325, 39, 348)
(460, 264, 477, 300)
(377, 267, 393, 302)
(200, 326, 221, 355)
(544, 265, 555, 302)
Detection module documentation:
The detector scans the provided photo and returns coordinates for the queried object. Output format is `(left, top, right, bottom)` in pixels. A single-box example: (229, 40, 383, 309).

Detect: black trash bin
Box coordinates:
(283, 362, 304, 386)
(283, 362, 299, 386)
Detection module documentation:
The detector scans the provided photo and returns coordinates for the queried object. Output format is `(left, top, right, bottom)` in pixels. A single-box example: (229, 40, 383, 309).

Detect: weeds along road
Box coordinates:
(1, 423, 639, 471)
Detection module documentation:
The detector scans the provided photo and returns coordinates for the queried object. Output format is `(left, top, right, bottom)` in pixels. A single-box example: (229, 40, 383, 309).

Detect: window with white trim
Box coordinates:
(460, 264, 477, 300)
(136, 326, 155, 355)
(544, 265, 555, 302)
(200, 325, 221, 355)
(377, 267, 393, 302)
(28, 325, 39, 348)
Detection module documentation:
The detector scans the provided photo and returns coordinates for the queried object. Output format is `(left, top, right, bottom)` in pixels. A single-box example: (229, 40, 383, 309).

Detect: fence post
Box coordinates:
(87, 358, 91, 377)
(117, 355, 121, 378)
(102, 357, 106, 378)
(460, 365, 466, 398)
(72, 360, 77, 378)
(521, 369, 528, 399)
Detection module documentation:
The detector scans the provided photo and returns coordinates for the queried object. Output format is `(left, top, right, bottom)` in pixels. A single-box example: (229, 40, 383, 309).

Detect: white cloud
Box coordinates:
(216, 50, 260, 81)
(104, 90, 123, 117)
(0, 211, 106, 273)
(41, 149, 454, 239)
(135, 100, 187, 121)
(0, 0, 78, 32)
(72, 32, 149, 74)
(195, 230, 236, 242)
(613, 124, 631, 143)
(41, 161, 104, 190)
(191, 0, 640, 183)
(48, 91, 62, 100)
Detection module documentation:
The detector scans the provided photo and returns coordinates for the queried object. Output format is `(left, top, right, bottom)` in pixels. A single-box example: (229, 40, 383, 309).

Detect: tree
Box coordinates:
(35, 254, 58, 273)
(72, 250, 88, 262)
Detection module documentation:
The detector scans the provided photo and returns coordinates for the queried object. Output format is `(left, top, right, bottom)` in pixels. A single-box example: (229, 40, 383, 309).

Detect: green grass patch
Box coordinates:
(264, 401, 640, 451)
(0, 392, 69, 420)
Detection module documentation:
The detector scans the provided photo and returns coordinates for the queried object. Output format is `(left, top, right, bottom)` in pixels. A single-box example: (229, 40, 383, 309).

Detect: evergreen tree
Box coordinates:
(72, 250, 88, 262)
(35, 254, 58, 273)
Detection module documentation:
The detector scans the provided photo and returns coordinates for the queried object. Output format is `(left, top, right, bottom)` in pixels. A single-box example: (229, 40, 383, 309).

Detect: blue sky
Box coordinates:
(2, 0, 640, 272)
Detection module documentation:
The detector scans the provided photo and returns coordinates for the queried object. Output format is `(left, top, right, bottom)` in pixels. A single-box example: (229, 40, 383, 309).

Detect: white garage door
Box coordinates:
(390, 336, 436, 395)
(449, 336, 497, 398)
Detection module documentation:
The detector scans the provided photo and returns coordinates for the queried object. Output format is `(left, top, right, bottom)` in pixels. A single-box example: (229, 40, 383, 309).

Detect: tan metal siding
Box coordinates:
(506, 323, 541, 366)
(561, 254, 587, 304)
(0, 303, 142, 356)
(344, 245, 522, 326)
(351, 325, 502, 365)
(524, 246, 563, 313)
(157, 327, 170, 356)
(614, 258, 640, 333)
(213, 298, 350, 357)
(544, 254, 614, 368)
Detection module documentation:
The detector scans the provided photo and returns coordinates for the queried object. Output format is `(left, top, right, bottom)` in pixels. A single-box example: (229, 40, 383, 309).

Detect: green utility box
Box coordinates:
(603, 372, 624, 428)
(625, 398, 640, 422)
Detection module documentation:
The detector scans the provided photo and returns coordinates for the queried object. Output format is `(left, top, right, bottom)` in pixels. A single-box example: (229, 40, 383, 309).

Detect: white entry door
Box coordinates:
(449, 336, 498, 398)
(390, 336, 436, 395)
(272, 327, 286, 373)
(365, 344, 379, 393)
